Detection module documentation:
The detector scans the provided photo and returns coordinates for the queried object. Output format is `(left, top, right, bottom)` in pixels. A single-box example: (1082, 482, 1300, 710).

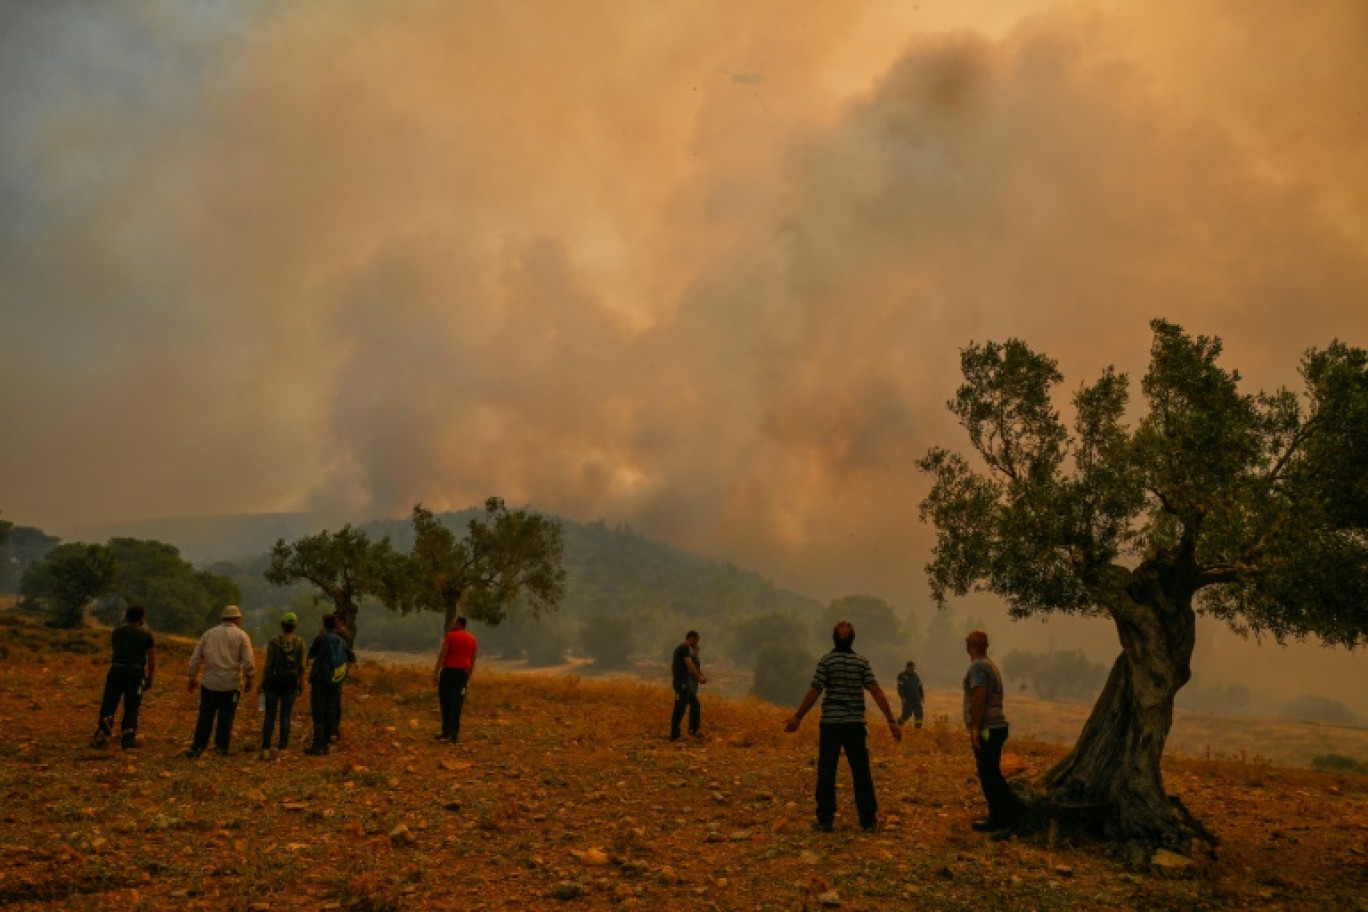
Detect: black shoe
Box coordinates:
(812, 820, 834, 833)
(434, 734, 454, 743)
(689, 730, 703, 740)
(669, 733, 682, 742)
(860, 820, 879, 833)
(185, 748, 203, 759)
(304, 746, 329, 756)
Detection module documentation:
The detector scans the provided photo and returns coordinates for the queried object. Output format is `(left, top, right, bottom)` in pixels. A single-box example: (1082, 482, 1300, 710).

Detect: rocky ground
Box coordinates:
(1, 620, 1367, 910)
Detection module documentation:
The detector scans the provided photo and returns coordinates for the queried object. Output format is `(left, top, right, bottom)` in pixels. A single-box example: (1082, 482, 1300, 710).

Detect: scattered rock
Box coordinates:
(656, 865, 679, 885)
(389, 824, 416, 846)
(1151, 849, 1193, 873)
(577, 848, 610, 866)
(1054, 864, 1074, 878)
(817, 889, 841, 905)
(552, 882, 584, 900)
(799, 850, 821, 865)
(728, 830, 752, 842)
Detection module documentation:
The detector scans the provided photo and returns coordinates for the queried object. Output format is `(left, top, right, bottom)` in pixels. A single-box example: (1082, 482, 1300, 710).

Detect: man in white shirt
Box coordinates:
(186, 605, 256, 758)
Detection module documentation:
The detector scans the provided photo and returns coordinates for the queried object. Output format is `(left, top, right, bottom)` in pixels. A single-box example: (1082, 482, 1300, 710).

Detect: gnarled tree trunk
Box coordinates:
(1037, 566, 1212, 849)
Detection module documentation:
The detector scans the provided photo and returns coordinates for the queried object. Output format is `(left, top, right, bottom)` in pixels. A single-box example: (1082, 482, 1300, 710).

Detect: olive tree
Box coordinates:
(919, 319, 1368, 848)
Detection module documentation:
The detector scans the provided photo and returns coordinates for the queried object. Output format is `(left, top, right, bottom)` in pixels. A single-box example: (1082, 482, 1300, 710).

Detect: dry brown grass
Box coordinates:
(2, 617, 1367, 911)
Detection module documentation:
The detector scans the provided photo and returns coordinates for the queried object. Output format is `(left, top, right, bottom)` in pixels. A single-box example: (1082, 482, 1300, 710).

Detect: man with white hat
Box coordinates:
(186, 605, 256, 758)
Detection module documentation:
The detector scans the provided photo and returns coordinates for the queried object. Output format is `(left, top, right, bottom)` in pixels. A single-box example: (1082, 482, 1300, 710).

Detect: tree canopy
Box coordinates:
(918, 319, 1368, 848)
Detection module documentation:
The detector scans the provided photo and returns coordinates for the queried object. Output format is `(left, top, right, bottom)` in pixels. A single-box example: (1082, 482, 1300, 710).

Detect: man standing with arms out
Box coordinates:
(785, 621, 901, 832)
(896, 660, 925, 729)
(186, 605, 255, 758)
(305, 614, 348, 756)
(964, 629, 1020, 834)
(432, 615, 478, 743)
(93, 604, 155, 749)
(669, 630, 706, 741)
(259, 611, 305, 760)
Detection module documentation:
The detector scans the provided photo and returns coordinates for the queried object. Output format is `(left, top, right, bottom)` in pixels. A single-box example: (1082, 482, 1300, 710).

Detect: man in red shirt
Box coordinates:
(432, 616, 478, 743)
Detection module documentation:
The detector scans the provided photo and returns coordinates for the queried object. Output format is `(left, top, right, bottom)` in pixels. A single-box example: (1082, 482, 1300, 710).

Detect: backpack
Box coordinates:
(327, 632, 350, 683)
(265, 635, 303, 691)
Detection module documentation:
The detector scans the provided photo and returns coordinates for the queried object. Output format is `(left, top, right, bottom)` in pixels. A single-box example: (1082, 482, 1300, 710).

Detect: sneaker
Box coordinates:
(120, 734, 140, 750)
(668, 733, 682, 742)
(434, 734, 453, 742)
(860, 820, 879, 833)
(689, 730, 704, 740)
(90, 733, 108, 749)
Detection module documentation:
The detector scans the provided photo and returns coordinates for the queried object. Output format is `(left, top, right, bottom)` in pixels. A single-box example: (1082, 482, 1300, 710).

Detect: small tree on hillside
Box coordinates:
(397, 500, 566, 629)
(21, 542, 117, 628)
(919, 319, 1368, 848)
(264, 525, 396, 641)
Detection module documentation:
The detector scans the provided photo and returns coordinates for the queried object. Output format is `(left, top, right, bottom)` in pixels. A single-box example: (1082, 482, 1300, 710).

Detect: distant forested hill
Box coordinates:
(69, 511, 824, 662)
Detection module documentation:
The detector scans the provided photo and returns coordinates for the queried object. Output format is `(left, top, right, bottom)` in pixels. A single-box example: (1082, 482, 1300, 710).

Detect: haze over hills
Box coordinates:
(49, 510, 1368, 728)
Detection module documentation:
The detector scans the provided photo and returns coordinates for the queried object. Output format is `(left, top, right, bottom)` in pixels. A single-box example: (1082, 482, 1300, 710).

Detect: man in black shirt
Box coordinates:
(669, 630, 706, 741)
(93, 604, 156, 749)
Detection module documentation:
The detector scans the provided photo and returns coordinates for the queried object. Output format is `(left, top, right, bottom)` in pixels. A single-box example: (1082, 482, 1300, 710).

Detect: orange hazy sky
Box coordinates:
(2, 1, 1366, 696)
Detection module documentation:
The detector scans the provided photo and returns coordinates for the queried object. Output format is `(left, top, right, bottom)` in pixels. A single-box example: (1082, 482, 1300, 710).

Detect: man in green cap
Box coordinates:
(259, 611, 306, 760)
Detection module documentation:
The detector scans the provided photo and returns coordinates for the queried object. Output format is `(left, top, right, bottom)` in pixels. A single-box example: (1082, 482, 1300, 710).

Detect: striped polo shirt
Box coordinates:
(812, 649, 878, 724)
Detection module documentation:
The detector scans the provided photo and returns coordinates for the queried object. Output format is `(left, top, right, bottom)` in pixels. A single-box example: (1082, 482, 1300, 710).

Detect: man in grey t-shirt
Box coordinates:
(785, 621, 901, 832)
(963, 628, 1020, 833)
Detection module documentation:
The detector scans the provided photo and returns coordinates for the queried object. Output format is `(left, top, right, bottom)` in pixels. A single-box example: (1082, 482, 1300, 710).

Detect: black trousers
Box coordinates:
(96, 665, 145, 738)
(670, 681, 700, 737)
(438, 667, 470, 739)
(261, 687, 299, 750)
(898, 698, 923, 725)
(192, 687, 240, 753)
(974, 724, 1018, 825)
(816, 722, 878, 828)
(330, 678, 344, 738)
(310, 680, 340, 749)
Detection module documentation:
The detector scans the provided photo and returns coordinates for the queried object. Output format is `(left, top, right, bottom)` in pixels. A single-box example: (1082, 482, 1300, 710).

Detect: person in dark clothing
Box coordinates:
(432, 615, 478, 742)
(327, 614, 357, 742)
(964, 629, 1021, 835)
(896, 660, 925, 729)
(785, 621, 901, 832)
(305, 615, 348, 756)
(669, 630, 706, 741)
(260, 611, 306, 759)
(93, 604, 156, 749)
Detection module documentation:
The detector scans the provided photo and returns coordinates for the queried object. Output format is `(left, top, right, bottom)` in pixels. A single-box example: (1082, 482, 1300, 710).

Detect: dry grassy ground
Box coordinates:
(2, 619, 1368, 911)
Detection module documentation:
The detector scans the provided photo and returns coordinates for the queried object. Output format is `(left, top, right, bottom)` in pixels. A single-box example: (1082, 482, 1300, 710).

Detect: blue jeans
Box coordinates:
(261, 687, 298, 749)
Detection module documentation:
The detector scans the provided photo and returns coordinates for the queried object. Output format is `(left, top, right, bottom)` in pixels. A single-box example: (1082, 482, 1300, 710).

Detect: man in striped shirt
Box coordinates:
(785, 620, 901, 832)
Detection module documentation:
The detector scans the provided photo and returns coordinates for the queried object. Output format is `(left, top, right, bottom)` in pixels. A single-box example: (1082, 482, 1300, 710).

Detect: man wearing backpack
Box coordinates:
(304, 614, 350, 756)
(260, 611, 306, 760)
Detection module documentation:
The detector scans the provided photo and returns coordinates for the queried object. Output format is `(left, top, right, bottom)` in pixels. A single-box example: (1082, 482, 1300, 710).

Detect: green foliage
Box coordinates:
(1311, 753, 1366, 774)
(18, 536, 232, 635)
(264, 524, 395, 635)
(0, 522, 61, 594)
(819, 594, 913, 676)
(400, 499, 565, 627)
(1001, 648, 1109, 701)
(752, 643, 817, 706)
(21, 542, 117, 628)
(726, 611, 806, 668)
(578, 612, 635, 669)
(1280, 694, 1358, 726)
(919, 318, 1368, 639)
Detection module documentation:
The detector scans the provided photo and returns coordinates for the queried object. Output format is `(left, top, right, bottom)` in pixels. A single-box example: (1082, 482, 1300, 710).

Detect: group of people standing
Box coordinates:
(93, 604, 356, 759)
(94, 604, 1022, 837)
(672, 622, 1021, 836)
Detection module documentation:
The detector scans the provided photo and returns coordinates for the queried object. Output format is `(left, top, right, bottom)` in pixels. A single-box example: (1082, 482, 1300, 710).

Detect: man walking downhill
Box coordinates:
(259, 611, 306, 760)
(186, 605, 255, 758)
(964, 629, 1021, 836)
(432, 615, 478, 743)
(93, 604, 156, 749)
(785, 620, 901, 832)
(305, 615, 348, 756)
(669, 630, 706, 741)
(896, 660, 925, 729)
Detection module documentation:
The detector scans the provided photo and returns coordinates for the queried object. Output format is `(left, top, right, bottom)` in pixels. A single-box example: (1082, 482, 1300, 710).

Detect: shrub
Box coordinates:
(752, 643, 816, 706)
(1280, 694, 1359, 726)
(1311, 753, 1366, 773)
